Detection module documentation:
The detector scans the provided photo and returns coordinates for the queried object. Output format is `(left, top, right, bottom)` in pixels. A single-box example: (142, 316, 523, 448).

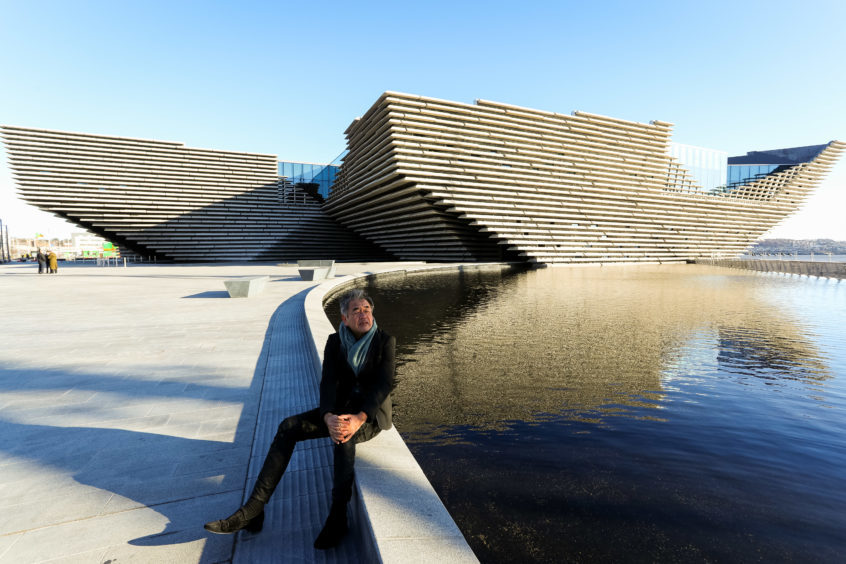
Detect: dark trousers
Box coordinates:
(250, 407, 380, 506)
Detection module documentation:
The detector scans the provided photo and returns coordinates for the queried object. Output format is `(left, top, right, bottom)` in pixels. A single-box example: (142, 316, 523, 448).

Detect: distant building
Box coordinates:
(72, 232, 117, 258)
(2, 93, 843, 263)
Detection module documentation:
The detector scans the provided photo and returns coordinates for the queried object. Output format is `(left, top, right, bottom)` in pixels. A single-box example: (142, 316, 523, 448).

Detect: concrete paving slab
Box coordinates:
(4, 492, 237, 563)
(0, 260, 414, 563)
(0, 488, 113, 532)
(39, 549, 108, 564)
(0, 533, 23, 561)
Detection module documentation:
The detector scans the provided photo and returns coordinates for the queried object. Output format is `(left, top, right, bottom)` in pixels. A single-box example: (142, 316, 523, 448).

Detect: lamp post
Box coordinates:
(0, 219, 8, 262)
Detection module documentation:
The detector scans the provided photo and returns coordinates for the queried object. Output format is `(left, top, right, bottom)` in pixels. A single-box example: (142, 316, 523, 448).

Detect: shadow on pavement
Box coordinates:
(182, 290, 231, 299)
(0, 294, 297, 562)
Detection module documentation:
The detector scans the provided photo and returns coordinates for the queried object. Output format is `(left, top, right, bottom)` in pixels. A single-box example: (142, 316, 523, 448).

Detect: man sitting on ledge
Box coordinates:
(204, 288, 396, 549)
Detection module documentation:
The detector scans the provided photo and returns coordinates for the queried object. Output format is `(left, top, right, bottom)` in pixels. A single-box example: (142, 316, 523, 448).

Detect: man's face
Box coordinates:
(342, 298, 374, 338)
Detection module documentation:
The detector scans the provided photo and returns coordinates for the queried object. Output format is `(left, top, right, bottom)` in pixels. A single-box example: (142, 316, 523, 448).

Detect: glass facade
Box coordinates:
(726, 164, 780, 188)
(724, 144, 827, 191)
(278, 161, 339, 199)
(281, 144, 820, 200)
(668, 143, 728, 192)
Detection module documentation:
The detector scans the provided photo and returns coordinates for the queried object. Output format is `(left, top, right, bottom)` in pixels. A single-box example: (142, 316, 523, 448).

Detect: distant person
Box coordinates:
(36, 248, 46, 274)
(47, 250, 58, 274)
(204, 288, 396, 550)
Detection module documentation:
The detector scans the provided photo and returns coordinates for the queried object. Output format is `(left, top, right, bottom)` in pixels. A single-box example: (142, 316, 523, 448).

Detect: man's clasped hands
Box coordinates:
(323, 412, 367, 444)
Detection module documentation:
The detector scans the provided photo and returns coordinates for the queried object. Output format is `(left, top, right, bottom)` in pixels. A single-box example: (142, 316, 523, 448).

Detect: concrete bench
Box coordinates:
(297, 260, 336, 281)
(297, 267, 330, 281)
(223, 275, 269, 298)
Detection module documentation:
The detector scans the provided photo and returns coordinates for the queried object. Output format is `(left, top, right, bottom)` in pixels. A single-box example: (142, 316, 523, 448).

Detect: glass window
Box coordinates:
(668, 142, 728, 192)
(278, 160, 341, 199)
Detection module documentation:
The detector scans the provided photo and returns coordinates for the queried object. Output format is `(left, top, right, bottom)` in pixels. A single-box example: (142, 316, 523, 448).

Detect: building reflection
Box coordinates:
(337, 264, 831, 438)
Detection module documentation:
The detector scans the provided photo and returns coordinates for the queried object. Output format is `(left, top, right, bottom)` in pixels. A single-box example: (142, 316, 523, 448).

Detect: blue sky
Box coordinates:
(2, 0, 845, 239)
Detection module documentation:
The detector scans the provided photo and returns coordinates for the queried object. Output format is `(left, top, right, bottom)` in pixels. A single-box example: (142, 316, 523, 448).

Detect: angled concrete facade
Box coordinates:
(325, 92, 845, 263)
(0, 126, 389, 262)
(3, 92, 844, 264)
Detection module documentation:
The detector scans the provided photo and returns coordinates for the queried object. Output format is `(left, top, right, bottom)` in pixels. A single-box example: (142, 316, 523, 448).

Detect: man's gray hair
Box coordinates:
(339, 288, 374, 316)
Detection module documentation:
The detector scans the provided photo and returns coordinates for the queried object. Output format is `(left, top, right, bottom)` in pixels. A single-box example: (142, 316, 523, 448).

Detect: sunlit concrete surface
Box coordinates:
(0, 260, 410, 563)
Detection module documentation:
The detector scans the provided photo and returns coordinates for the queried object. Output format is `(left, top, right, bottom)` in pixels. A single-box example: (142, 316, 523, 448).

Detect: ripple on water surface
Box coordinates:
(326, 264, 846, 563)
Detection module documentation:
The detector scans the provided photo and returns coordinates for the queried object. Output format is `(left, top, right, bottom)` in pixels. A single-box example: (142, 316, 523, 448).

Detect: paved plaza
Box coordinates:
(0, 260, 409, 563)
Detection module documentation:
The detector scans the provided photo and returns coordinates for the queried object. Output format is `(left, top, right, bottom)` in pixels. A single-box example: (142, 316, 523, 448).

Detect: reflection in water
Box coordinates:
(325, 265, 845, 562)
(716, 327, 828, 380)
(334, 266, 830, 433)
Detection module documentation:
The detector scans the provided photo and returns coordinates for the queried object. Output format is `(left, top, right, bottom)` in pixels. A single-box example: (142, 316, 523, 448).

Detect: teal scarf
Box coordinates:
(338, 320, 378, 376)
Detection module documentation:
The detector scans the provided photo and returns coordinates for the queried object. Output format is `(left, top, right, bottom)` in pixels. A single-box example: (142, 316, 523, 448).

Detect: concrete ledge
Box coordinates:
(304, 263, 519, 563)
(352, 431, 478, 563)
(223, 275, 269, 297)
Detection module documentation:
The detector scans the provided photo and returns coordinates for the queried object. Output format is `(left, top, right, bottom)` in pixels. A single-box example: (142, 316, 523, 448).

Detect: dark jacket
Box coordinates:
(319, 328, 395, 430)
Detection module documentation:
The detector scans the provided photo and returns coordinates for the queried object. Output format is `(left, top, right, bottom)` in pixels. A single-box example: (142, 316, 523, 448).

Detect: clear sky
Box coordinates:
(1, 0, 844, 239)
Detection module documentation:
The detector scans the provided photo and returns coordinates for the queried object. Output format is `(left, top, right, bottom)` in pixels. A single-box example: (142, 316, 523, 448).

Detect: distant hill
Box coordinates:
(750, 239, 846, 255)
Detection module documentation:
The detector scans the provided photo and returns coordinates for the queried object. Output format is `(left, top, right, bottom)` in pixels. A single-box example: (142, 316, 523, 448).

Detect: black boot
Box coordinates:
(313, 501, 348, 549)
(204, 499, 265, 534)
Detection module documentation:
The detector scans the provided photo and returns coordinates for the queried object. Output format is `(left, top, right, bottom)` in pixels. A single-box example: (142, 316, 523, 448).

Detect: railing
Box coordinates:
(696, 258, 846, 279)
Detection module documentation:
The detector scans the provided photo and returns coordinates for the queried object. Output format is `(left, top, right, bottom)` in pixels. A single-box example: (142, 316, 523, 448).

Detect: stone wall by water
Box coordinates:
(696, 258, 846, 279)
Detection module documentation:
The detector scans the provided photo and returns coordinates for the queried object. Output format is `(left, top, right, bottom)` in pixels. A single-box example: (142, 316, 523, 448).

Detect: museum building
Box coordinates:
(2, 92, 843, 264)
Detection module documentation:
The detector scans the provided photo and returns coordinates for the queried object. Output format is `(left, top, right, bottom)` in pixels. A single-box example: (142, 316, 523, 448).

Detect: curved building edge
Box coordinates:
(325, 92, 845, 264)
(0, 124, 391, 262)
